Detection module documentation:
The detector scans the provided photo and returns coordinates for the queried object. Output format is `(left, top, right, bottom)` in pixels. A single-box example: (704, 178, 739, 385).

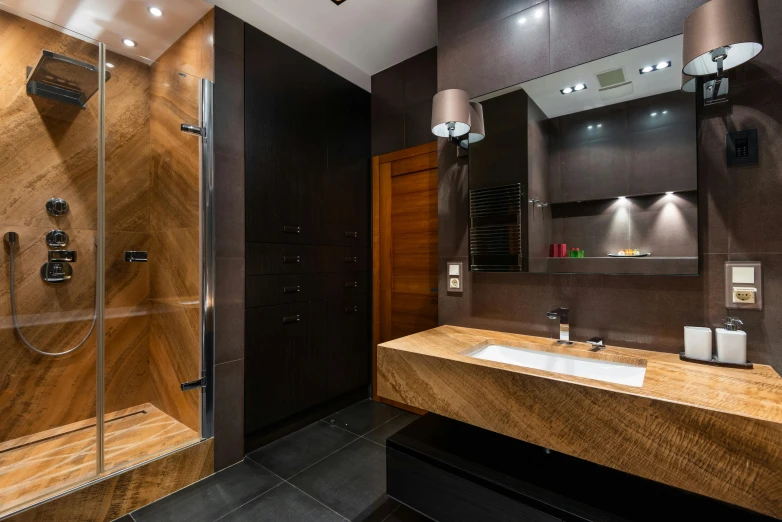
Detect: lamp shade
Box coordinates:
(431, 89, 471, 138)
(682, 0, 763, 77)
(460, 102, 485, 148)
(681, 72, 697, 93)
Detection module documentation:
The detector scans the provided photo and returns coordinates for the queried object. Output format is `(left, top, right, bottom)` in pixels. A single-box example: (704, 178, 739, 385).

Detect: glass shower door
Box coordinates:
(0, 6, 101, 514)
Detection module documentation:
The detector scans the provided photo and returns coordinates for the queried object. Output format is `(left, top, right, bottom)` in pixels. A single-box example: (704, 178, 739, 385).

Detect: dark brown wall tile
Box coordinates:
(729, 0, 782, 87)
(216, 257, 245, 364)
(404, 47, 438, 105)
(214, 358, 245, 470)
(438, 3, 550, 96)
(215, 152, 245, 258)
(371, 63, 405, 156)
(548, 0, 707, 73)
(215, 7, 244, 57)
(214, 46, 244, 158)
(404, 99, 435, 149)
(438, 0, 545, 43)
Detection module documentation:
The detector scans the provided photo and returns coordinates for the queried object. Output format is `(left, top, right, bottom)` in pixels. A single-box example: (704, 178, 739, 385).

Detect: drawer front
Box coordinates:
(246, 243, 329, 275)
(329, 246, 368, 272)
(325, 296, 369, 398)
(247, 272, 369, 307)
(327, 272, 369, 298)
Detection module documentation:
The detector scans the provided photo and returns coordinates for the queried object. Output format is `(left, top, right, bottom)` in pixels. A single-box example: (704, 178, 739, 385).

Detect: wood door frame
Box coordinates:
(372, 142, 437, 412)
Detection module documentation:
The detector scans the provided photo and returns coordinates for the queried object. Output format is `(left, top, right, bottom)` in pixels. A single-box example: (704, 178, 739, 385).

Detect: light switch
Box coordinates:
(732, 266, 755, 284)
(449, 264, 460, 276)
(447, 261, 463, 294)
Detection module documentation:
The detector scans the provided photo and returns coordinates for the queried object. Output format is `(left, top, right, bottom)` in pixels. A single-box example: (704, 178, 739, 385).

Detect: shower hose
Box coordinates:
(6, 232, 97, 357)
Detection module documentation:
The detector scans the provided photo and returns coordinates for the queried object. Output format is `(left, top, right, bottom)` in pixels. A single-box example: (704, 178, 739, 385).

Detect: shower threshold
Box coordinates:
(0, 403, 199, 517)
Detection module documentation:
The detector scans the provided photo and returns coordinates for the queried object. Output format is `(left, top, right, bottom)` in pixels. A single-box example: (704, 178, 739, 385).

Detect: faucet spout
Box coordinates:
(547, 307, 572, 344)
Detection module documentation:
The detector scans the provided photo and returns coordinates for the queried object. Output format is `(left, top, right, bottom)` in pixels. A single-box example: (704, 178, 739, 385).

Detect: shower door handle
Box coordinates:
(181, 372, 207, 391)
(181, 123, 204, 136)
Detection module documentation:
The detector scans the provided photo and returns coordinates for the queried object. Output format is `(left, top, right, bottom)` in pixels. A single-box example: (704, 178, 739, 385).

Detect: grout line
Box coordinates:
(359, 435, 386, 449)
(358, 412, 403, 437)
(285, 482, 350, 521)
(285, 437, 362, 482)
(379, 503, 401, 522)
(214, 357, 243, 367)
(127, 513, 137, 521)
(213, 480, 286, 522)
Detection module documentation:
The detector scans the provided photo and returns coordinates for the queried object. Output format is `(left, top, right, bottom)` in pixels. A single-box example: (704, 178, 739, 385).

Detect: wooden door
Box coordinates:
(373, 142, 438, 403)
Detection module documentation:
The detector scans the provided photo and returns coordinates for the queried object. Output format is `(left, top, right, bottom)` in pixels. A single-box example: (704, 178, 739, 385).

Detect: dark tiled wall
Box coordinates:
(213, 7, 246, 471)
(371, 47, 437, 156)
(438, 0, 782, 373)
(438, 0, 708, 97)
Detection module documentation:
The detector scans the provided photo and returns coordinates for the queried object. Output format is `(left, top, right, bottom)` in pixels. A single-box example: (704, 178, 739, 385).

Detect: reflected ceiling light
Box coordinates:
(597, 124, 602, 128)
(651, 112, 658, 117)
(560, 84, 586, 94)
(518, 17, 527, 24)
(639, 61, 671, 74)
(663, 110, 668, 114)
(148, 6, 163, 16)
(665, 191, 674, 195)
(561, 87, 573, 94)
(683, 0, 763, 104)
(618, 196, 627, 200)
(122, 38, 137, 47)
(535, 8, 544, 19)
(106, 62, 115, 68)
(588, 125, 593, 129)
(574, 83, 586, 91)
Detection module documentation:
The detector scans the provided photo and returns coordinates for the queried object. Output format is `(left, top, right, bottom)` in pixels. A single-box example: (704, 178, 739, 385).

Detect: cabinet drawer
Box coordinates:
(326, 272, 368, 298)
(325, 296, 369, 398)
(247, 272, 369, 308)
(246, 243, 329, 275)
(329, 247, 368, 272)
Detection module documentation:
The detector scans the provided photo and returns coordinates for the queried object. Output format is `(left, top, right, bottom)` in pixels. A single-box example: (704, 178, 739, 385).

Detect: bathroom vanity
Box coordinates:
(377, 326, 782, 518)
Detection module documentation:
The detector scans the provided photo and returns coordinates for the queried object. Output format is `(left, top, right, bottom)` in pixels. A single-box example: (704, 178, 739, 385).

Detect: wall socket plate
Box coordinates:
(447, 261, 463, 294)
(725, 261, 762, 310)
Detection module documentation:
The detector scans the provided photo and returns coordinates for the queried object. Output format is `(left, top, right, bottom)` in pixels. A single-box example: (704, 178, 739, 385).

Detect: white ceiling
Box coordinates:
(0, 0, 213, 62)
(475, 35, 684, 119)
(212, 0, 437, 91)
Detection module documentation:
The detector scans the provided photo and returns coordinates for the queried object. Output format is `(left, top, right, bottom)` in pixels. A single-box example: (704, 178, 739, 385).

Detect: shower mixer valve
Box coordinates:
(46, 197, 69, 217)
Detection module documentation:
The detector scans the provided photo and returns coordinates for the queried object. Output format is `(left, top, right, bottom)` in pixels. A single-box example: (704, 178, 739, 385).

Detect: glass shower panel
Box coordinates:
(101, 43, 206, 470)
(0, 5, 100, 515)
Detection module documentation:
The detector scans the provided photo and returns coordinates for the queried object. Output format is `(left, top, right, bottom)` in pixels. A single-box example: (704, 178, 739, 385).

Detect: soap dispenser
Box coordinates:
(716, 317, 747, 365)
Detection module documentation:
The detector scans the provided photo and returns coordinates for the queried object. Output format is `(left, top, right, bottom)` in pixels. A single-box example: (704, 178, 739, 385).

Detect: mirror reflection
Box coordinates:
(468, 35, 698, 275)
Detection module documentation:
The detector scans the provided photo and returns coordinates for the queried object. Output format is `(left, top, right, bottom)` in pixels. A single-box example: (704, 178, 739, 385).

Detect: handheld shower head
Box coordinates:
(4, 232, 18, 245)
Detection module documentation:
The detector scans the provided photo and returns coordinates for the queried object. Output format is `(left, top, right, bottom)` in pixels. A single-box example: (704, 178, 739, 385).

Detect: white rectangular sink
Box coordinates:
(467, 344, 646, 387)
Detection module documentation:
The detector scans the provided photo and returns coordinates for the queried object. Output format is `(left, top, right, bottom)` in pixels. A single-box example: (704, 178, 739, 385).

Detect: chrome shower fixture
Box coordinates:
(46, 198, 69, 217)
(26, 50, 112, 108)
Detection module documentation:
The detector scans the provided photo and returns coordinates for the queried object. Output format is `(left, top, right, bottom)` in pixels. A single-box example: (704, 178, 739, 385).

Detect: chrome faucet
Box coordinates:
(547, 307, 572, 344)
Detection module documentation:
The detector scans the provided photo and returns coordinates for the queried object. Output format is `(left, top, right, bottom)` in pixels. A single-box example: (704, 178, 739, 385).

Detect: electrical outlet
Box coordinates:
(733, 287, 756, 304)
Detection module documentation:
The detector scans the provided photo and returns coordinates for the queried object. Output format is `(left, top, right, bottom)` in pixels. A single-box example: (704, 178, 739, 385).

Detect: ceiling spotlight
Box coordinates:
(122, 38, 137, 47)
(641, 65, 654, 73)
(148, 6, 163, 17)
(597, 124, 602, 128)
(655, 61, 670, 70)
(574, 83, 585, 91)
(618, 196, 627, 200)
(588, 125, 593, 129)
(561, 87, 573, 94)
(518, 17, 527, 24)
(640, 61, 671, 74)
(106, 62, 115, 68)
(535, 8, 544, 19)
(651, 112, 658, 117)
(663, 110, 668, 114)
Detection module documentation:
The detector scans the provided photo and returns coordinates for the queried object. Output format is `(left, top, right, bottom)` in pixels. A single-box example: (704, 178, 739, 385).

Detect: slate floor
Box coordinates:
(118, 400, 427, 522)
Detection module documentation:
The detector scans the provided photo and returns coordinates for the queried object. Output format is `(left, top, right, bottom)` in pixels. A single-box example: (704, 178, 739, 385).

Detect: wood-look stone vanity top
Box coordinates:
(377, 326, 782, 519)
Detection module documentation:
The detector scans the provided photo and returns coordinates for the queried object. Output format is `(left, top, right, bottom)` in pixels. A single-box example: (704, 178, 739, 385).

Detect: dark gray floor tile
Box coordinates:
(132, 460, 281, 522)
(364, 412, 420, 447)
(219, 483, 344, 522)
(246, 421, 358, 479)
(111, 516, 134, 522)
(290, 438, 396, 521)
(324, 400, 403, 436)
(382, 504, 432, 521)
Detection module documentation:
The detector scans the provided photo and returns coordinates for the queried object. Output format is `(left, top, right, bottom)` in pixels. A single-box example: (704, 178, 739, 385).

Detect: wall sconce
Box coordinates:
(681, 72, 697, 93)
(682, 0, 763, 105)
(431, 89, 485, 156)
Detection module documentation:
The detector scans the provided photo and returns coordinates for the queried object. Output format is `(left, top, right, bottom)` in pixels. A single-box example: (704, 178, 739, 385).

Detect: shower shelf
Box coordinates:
(26, 50, 111, 108)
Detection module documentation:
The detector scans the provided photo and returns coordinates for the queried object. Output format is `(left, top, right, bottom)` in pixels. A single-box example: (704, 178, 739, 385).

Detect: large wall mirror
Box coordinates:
(468, 35, 698, 275)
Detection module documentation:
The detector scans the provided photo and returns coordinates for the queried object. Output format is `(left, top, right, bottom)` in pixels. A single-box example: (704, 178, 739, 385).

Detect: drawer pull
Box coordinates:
(282, 255, 301, 264)
(344, 256, 357, 263)
(344, 281, 358, 288)
(344, 231, 358, 238)
(282, 314, 301, 324)
(283, 225, 301, 234)
(345, 306, 358, 314)
(283, 285, 301, 294)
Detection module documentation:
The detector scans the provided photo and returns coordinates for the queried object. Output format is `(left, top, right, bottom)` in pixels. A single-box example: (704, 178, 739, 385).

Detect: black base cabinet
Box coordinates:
(387, 414, 777, 522)
(243, 23, 370, 448)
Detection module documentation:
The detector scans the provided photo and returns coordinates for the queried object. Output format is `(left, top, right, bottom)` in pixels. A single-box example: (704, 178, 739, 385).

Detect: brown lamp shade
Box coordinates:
(431, 89, 471, 138)
(682, 0, 763, 77)
(465, 102, 485, 144)
(681, 72, 697, 93)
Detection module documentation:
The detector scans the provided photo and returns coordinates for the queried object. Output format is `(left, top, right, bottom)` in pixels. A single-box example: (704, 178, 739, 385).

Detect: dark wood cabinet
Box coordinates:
(244, 24, 370, 442)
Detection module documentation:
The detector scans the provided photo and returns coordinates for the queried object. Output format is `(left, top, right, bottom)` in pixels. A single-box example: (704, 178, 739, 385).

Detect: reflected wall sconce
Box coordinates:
(683, 0, 763, 105)
(431, 89, 485, 156)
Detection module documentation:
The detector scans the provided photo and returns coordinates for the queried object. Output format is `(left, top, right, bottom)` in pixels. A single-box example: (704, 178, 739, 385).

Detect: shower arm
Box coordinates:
(4, 232, 97, 357)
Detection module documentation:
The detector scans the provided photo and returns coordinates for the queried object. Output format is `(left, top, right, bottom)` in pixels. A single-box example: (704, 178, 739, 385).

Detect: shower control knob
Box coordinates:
(46, 229, 69, 247)
(46, 198, 69, 217)
(40, 262, 73, 283)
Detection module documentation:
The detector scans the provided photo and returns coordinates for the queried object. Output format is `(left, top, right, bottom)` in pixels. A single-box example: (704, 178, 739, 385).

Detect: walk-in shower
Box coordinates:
(0, 3, 214, 517)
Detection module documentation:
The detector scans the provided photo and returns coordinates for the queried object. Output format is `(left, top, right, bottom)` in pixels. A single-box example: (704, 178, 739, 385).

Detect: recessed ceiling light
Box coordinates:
(665, 191, 674, 195)
(663, 110, 668, 114)
(106, 62, 115, 68)
(651, 112, 658, 117)
(618, 196, 627, 200)
(574, 83, 585, 91)
(640, 61, 671, 74)
(122, 38, 137, 47)
(588, 125, 593, 129)
(148, 6, 163, 17)
(561, 87, 573, 94)
(597, 124, 602, 128)
(535, 8, 544, 19)
(656, 61, 670, 70)
(518, 17, 527, 24)
(641, 66, 654, 73)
